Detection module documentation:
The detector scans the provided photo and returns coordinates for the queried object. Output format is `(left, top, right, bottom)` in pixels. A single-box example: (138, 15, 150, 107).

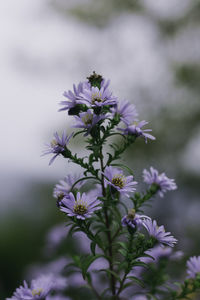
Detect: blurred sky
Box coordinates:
(1, 0, 200, 210)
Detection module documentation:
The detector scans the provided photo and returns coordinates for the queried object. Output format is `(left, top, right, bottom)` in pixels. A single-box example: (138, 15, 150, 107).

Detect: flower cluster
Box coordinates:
(8, 73, 200, 300)
(78, 81, 117, 107)
(43, 72, 156, 165)
(73, 109, 106, 135)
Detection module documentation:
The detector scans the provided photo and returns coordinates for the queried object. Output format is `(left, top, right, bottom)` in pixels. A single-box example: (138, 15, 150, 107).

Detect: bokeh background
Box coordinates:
(1, 0, 200, 298)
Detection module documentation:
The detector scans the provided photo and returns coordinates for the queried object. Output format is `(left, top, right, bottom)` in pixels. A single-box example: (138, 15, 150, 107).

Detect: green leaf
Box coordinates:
(89, 153, 94, 164)
(110, 163, 134, 176)
(90, 241, 96, 255)
(141, 253, 155, 261)
(106, 152, 113, 164)
(122, 282, 135, 290)
(68, 224, 78, 237)
(118, 261, 128, 271)
(118, 248, 127, 257)
(117, 241, 128, 250)
(72, 227, 84, 233)
(73, 130, 86, 138)
(94, 226, 109, 235)
(126, 276, 145, 287)
(82, 254, 102, 279)
(111, 206, 122, 222)
(72, 255, 81, 267)
(85, 272, 92, 285)
(132, 261, 149, 269)
(100, 125, 106, 133)
(109, 132, 126, 139)
(101, 287, 111, 297)
(109, 143, 118, 151)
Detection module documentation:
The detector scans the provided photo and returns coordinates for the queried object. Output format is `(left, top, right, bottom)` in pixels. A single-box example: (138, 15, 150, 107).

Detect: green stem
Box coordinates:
(70, 176, 101, 191)
(87, 278, 102, 300)
(107, 136, 136, 166)
(67, 153, 97, 176)
(134, 184, 159, 212)
(99, 146, 116, 297)
(117, 233, 134, 296)
(78, 222, 104, 253)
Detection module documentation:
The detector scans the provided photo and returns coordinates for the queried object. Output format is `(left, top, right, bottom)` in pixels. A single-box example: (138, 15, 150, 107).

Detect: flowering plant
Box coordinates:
(8, 72, 200, 300)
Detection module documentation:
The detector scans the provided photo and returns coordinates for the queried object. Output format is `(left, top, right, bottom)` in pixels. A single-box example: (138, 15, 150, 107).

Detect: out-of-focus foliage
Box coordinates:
(51, 0, 142, 27)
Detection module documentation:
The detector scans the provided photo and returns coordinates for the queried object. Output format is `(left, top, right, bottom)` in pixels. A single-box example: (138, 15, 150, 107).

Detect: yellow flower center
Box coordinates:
(73, 200, 88, 215)
(32, 288, 43, 296)
(127, 209, 136, 220)
(57, 192, 65, 201)
(92, 91, 103, 104)
(112, 174, 126, 189)
(82, 113, 93, 125)
(51, 139, 58, 147)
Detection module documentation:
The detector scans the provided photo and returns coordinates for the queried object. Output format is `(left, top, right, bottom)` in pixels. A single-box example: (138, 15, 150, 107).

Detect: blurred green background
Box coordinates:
(1, 0, 200, 298)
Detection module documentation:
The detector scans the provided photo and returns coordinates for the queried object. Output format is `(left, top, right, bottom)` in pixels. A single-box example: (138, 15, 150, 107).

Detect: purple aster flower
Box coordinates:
(43, 131, 73, 165)
(111, 100, 138, 125)
(103, 166, 137, 197)
(143, 219, 177, 247)
(143, 167, 177, 197)
(60, 192, 101, 220)
(186, 256, 200, 279)
(7, 274, 63, 300)
(118, 120, 155, 143)
(59, 81, 89, 112)
(73, 109, 106, 134)
(78, 83, 117, 107)
(53, 174, 84, 199)
(121, 209, 150, 230)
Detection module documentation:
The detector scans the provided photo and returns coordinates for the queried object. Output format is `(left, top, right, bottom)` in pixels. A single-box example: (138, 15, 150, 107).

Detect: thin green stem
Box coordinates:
(65, 152, 98, 177)
(117, 233, 134, 296)
(99, 146, 116, 297)
(87, 279, 102, 300)
(70, 176, 101, 191)
(133, 184, 159, 212)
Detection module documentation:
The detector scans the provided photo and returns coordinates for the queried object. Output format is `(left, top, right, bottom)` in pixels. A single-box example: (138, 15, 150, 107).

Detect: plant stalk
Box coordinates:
(99, 146, 116, 297)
